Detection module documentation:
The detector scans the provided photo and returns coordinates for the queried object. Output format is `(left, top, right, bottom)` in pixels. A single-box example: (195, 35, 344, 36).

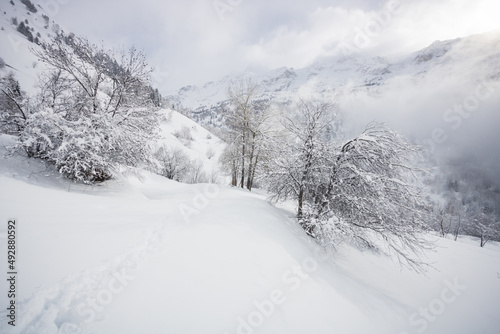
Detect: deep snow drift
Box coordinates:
(1, 135, 500, 334)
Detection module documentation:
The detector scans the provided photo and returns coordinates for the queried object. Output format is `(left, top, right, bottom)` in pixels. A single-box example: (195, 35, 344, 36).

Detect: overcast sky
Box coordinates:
(50, 0, 500, 93)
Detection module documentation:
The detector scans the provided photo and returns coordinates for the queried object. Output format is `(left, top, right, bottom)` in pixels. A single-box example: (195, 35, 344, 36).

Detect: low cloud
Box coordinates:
(54, 0, 500, 92)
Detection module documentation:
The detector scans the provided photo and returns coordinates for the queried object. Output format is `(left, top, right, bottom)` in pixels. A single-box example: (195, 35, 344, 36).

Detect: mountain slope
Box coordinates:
(0, 0, 71, 92)
(155, 108, 226, 182)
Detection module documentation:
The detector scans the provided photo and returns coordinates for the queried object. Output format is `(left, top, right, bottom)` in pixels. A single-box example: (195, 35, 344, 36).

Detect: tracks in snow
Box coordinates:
(0, 221, 169, 334)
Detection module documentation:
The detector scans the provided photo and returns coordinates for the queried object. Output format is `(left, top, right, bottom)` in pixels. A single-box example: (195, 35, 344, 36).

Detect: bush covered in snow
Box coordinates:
(173, 125, 194, 147)
(155, 145, 208, 184)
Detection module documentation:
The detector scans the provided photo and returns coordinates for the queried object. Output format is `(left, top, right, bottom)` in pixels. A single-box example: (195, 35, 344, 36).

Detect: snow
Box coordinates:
(0, 0, 61, 94)
(1, 3, 500, 332)
(156, 108, 225, 176)
(1, 134, 500, 334)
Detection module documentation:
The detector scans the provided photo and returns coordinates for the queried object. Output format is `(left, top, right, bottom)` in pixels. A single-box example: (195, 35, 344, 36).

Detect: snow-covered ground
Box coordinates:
(1, 134, 500, 334)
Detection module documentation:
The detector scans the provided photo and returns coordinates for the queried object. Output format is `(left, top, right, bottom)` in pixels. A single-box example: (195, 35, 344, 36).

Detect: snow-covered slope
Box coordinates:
(0, 0, 70, 93)
(155, 108, 226, 181)
(1, 134, 499, 334)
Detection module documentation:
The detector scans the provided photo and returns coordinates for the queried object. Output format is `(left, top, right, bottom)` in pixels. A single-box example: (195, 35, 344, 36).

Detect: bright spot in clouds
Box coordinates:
(53, 0, 500, 92)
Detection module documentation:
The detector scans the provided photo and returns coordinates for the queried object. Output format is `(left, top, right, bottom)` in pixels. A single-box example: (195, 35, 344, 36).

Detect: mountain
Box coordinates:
(167, 31, 500, 131)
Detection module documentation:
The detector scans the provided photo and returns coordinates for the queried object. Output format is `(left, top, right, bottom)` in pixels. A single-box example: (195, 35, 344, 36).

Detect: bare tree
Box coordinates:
(219, 138, 240, 186)
(222, 80, 271, 190)
(245, 101, 273, 191)
(464, 207, 500, 247)
(264, 99, 335, 233)
(227, 80, 255, 187)
(187, 159, 208, 184)
(155, 146, 190, 181)
(35, 69, 72, 114)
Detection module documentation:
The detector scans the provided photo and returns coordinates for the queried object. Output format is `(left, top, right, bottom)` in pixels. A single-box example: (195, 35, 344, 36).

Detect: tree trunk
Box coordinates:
(248, 152, 259, 191)
(231, 159, 237, 186)
(240, 141, 245, 188)
(298, 187, 304, 218)
(454, 214, 461, 241)
(246, 132, 256, 190)
(439, 216, 445, 237)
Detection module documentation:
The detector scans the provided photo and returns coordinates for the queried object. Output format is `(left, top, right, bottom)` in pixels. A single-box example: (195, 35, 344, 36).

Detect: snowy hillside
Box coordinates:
(155, 108, 226, 183)
(0, 134, 499, 334)
(0, 0, 70, 92)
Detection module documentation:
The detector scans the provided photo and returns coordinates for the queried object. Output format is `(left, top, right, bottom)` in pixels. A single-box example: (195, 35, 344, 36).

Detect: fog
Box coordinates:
(340, 44, 500, 182)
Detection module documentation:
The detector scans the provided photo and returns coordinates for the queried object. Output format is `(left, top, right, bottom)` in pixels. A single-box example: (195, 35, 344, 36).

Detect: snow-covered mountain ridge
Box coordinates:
(167, 31, 500, 129)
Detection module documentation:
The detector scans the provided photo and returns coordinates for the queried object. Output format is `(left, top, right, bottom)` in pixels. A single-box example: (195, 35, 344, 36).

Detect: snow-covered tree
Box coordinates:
(154, 145, 209, 184)
(186, 159, 208, 184)
(464, 203, 500, 247)
(265, 100, 433, 271)
(155, 146, 191, 181)
(264, 99, 335, 233)
(310, 123, 433, 271)
(219, 135, 241, 187)
(429, 161, 500, 245)
(19, 34, 160, 183)
(221, 80, 272, 190)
